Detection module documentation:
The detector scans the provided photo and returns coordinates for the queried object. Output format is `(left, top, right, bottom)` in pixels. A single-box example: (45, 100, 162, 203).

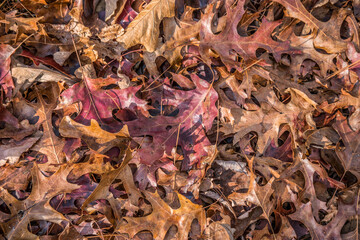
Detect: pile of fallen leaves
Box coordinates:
(0, 0, 360, 239)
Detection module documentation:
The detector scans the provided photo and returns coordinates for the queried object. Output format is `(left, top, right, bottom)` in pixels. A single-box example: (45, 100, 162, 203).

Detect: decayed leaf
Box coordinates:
(116, 0, 176, 52)
(117, 190, 206, 239)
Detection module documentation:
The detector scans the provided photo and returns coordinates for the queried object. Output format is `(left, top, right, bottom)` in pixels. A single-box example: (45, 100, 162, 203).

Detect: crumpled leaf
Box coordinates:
(11, 64, 73, 94)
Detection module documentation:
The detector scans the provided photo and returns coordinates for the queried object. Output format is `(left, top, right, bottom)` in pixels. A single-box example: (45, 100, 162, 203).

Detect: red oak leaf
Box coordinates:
(123, 74, 217, 187)
(200, 0, 294, 70)
(60, 76, 148, 132)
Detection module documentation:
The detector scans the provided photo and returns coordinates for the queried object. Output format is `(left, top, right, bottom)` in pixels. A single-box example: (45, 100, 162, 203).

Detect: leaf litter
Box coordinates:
(0, 0, 360, 239)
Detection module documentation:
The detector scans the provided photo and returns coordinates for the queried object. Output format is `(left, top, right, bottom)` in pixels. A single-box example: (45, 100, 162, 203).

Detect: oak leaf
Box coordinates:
(117, 190, 206, 239)
(59, 116, 130, 155)
(60, 76, 148, 132)
(273, 0, 350, 53)
(116, 0, 176, 52)
(200, 1, 292, 70)
(27, 83, 65, 171)
(0, 163, 79, 240)
(221, 86, 317, 153)
(332, 112, 360, 181)
(124, 74, 218, 170)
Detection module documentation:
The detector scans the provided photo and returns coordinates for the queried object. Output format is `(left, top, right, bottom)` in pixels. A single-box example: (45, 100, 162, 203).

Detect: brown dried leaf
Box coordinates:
(116, 0, 175, 52)
(117, 190, 206, 239)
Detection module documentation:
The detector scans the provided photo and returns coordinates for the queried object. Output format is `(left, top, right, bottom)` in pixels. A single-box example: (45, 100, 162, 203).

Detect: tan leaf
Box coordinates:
(154, 17, 200, 65)
(273, 0, 350, 53)
(116, 0, 175, 52)
(0, 164, 79, 240)
(221, 86, 317, 153)
(117, 190, 206, 240)
(29, 83, 65, 171)
(59, 116, 130, 154)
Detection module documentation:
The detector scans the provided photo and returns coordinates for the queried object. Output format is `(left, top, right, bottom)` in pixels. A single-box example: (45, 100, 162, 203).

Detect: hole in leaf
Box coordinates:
(280, 53, 291, 66)
(51, 112, 61, 137)
(189, 218, 201, 238)
(114, 108, 138, 121)
(311, 4, 333, 22)
(8, 181, 32, 200)
(292, 170, 305, 188)
(301, 198, 310, 204)
(89, 173, 102, 183)
(164, 225, 178, 240)
(294, 21, 311, 36)
(278, 131, 290, 146)
(288, 219, 311, 240)
(246, 19, 260, 36)
(282, 202, 295, 213)
(341, 218, 359, 235)
(255, 48, 267, 58)
(0, 199, 10, 214)
(134, 231, 153, 240)
(343, 171, 358, 187)
(211, 6, 226, 35)
(340, 19, 351, 40)
(255, 170, 268, 186)
(272, 3, 285, 20)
